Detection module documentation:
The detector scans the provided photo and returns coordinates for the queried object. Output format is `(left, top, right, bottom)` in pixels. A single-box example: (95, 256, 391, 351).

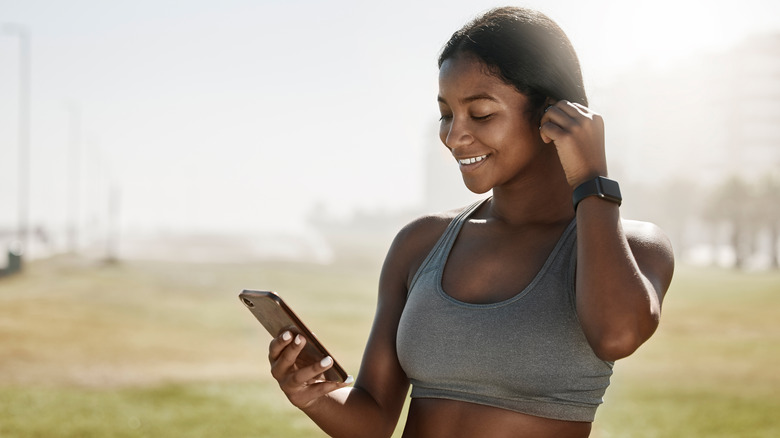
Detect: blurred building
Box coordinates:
(595, 33, 780, 268)
(601, 33, 780, 187)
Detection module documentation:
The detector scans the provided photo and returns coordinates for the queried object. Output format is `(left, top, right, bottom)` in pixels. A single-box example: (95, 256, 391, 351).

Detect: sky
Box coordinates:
(1, 0, 779, 243)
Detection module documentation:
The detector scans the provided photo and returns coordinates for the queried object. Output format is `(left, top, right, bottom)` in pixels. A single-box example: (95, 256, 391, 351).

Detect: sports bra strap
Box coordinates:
(407, 198, 489, 295)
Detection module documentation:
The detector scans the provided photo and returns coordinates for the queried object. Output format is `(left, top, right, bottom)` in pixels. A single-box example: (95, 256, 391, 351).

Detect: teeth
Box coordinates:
(458, 155, 487, 165)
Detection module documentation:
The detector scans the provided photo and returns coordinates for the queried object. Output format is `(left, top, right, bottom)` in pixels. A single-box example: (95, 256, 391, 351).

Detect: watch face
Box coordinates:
(599, 177, 622, 201)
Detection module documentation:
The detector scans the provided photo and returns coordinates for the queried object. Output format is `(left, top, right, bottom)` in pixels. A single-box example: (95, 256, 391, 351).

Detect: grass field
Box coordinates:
(1, 253, 778, 437)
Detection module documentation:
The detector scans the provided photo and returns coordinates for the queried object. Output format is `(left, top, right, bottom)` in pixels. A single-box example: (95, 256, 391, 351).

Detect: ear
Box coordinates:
(533, 96, 558, 127)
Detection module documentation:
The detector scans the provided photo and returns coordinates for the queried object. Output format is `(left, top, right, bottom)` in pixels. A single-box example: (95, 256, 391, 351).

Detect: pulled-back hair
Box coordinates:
(439, 7, 587, 121)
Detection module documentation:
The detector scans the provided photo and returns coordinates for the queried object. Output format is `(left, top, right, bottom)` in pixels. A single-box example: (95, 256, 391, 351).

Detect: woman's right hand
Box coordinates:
(268, 331, 353, 410)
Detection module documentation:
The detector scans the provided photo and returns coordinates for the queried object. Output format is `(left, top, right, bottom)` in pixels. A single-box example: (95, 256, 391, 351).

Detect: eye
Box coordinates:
(439, 114, 452, 122)
(472, 113, 493, 121)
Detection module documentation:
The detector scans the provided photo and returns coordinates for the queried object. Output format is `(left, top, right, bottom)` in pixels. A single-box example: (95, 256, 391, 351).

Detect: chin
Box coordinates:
(462, 179, 493, 195)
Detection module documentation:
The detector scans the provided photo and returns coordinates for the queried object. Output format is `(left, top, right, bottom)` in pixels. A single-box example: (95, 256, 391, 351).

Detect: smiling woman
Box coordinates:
(262, 6, 674, 438)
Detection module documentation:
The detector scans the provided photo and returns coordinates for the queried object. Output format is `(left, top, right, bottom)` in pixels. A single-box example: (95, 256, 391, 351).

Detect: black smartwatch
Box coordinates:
(572, 176, 622, 210)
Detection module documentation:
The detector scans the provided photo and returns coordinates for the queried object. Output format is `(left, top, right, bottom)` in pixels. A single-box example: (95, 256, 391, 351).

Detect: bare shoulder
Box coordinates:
(622, 219, 674, 256)
(382, 206, 465, 289)
(395, 207, 461, 247)
(622, 219, 675, 297)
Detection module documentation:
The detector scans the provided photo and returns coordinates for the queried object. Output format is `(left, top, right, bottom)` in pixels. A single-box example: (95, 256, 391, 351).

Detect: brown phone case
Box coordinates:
(239, 290, 348, 383)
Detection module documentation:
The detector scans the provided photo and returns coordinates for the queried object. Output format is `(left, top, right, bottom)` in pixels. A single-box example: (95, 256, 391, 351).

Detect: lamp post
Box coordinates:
(67, 102, 80, 254)
(1, 23, 31, 259)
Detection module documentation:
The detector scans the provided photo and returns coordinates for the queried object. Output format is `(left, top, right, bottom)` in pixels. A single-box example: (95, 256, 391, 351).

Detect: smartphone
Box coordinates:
(239, 289, 348, 383)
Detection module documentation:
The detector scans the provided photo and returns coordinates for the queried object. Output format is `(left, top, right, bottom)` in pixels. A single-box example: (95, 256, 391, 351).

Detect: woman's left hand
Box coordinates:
(539, 100, 608, 188)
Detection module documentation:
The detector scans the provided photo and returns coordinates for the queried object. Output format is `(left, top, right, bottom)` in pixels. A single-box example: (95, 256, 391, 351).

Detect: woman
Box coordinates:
(268, 7, 674, 437)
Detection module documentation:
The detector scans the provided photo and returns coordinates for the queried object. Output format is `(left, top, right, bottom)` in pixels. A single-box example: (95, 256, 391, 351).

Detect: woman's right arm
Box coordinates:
(268, 215, 447, 438)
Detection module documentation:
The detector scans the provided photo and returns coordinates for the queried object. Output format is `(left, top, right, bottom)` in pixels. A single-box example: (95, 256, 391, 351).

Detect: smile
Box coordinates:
(458, 154, 488, 165)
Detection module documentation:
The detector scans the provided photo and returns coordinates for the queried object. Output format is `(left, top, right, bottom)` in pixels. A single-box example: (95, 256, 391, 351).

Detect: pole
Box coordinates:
(67, 102, 81, 254)
(19, 28, 30, 257)
(1, 23, 31, 260)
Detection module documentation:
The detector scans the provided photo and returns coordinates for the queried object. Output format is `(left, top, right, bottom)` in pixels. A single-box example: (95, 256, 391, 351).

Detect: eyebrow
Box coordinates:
(437, 93, 499, 105)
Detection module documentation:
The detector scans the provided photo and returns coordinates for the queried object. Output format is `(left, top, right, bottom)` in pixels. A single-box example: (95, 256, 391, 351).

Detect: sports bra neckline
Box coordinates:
(434, 198, 577, 309)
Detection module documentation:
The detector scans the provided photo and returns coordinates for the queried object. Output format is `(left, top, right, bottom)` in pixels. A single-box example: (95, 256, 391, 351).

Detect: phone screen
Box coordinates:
(239, 290, 348, 383)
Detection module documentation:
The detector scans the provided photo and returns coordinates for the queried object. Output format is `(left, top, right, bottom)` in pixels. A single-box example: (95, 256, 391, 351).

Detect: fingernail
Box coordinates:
(344, 375, 354, 384)
(320, 356, 332, 367)
(294, 334, 302, 345)
(281, 331, 292, 341)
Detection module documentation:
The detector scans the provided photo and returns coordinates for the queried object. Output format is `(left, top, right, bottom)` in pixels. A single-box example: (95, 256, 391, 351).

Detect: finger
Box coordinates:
(539, 101, 559, 125)
(540, 100, 603, 144)
(539, 102, 562, 143)
(539, 120, 567, 144)
(568, 101, 600, 118)
(569, 102, 604, 131)
(541, 100, 577, 129)
(289, 355, 340, 386)
(283, 356, 354, 408)
(271, 334, 306, 379)
(559, 102, 605, 138)
(539, 102, 572, 144)
(557, 101, 600, 123)
(268, 330, 294, 362)
(288, 378, 355, 409)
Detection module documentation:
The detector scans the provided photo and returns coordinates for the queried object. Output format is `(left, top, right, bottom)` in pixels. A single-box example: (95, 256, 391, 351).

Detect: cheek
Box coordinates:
(476, 121, 512, 148)
(486, 121, 538, 157)
(502, 116, 541, 146)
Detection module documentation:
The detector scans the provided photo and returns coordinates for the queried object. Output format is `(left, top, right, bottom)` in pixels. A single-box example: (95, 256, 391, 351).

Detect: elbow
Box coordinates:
(585, 299, 662, 362)
(590, 333, 642, 361)
(588, 320, 658, 362)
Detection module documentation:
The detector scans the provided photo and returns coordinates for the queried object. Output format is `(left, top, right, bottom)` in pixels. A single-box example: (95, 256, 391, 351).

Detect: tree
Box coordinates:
(702, 176, 756, 269)
(755, 174, 780, 269)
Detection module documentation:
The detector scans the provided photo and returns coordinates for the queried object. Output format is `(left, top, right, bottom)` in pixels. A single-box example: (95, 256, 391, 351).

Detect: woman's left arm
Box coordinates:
(573, 201, 674, 361)
(540, 100, 675, 361)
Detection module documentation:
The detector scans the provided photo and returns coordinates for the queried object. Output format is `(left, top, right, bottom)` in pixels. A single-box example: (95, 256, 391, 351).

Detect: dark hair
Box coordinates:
(439, 7, 587, 121)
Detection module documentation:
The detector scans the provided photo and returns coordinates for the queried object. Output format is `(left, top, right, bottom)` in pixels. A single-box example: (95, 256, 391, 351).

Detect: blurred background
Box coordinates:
(1, 1, 779, 437)
(1, 0, 778, 268)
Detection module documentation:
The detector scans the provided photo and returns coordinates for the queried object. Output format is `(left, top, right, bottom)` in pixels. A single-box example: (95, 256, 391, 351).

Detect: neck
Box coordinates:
(486, 152, 574, 227)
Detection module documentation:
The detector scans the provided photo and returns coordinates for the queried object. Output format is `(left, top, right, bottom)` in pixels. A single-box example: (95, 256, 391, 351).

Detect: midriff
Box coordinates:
(401, 398, 592, 438)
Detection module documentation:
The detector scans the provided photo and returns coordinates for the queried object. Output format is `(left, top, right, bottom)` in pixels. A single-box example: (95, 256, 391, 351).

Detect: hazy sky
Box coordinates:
(2, 0, 779, 237)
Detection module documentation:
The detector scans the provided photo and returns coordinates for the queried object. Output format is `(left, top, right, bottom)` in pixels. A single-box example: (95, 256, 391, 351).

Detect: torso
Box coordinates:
(396, 200, 606, 437)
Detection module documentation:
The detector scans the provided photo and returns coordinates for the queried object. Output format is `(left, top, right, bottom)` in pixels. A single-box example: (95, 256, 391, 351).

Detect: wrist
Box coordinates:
(568, 167, 608, 189)
(572, 176, 622, 211)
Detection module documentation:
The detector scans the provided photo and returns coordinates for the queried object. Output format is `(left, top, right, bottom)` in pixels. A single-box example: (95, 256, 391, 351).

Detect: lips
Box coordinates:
(457, 154, 488, 165)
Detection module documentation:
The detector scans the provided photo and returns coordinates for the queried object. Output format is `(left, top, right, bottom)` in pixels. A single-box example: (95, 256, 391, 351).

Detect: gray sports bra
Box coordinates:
(396, 198, 613, 422)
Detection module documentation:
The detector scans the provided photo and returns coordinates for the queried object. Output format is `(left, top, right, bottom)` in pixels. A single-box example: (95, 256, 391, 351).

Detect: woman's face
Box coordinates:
(438, 54, 545, 194)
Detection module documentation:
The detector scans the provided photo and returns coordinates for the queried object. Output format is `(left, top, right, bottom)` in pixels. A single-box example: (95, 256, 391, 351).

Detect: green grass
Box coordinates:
(0, 256, 778, 437)
(591, 267, 780, 438)
(0, 382, 324, 438)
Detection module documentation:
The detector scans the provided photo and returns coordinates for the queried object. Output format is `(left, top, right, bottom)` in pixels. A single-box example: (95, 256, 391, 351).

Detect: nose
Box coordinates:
(440, 116, 473, 150)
